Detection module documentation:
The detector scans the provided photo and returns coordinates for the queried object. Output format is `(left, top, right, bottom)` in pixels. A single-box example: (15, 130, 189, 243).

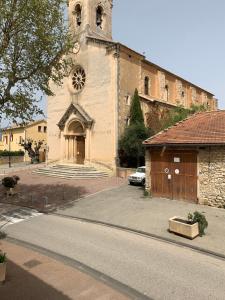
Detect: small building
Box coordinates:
(0, 120, 47, 161)
(144, 111, 225, 208)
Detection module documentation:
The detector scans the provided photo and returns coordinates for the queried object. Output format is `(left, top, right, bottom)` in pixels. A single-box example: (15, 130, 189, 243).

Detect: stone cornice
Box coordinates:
(57, 103, 94, 131)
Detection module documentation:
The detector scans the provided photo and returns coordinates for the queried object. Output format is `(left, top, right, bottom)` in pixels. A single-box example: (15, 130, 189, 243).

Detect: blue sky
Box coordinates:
(113, 0, 225, 108)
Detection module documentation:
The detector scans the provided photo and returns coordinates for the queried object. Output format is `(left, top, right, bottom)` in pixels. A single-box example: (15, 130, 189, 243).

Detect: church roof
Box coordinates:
(144, 110, 225, 146)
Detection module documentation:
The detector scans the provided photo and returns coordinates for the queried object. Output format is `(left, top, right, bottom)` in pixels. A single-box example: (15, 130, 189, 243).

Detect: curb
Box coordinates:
(52, 212, 225, 262)
(5, 237, 152, 300)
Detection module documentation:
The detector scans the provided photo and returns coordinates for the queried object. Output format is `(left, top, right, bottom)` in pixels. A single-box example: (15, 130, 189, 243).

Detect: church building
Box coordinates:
(47, 0, 218, 172)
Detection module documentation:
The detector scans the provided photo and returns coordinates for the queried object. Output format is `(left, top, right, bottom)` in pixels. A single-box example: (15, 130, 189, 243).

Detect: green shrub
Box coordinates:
(0, 150, 24, 157)
(0, 251, 6, 263)
(188, 211, 208, 237)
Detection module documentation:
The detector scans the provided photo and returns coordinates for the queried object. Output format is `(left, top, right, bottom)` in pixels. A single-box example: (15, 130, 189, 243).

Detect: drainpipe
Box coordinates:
(115, 44, 120, 172)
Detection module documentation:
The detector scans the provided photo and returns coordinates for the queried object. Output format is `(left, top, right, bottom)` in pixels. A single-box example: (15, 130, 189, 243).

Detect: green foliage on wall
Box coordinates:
(161, 104, 208, 130)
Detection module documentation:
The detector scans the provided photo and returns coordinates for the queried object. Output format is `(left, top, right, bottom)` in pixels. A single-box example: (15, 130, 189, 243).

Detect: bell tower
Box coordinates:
(68, 0, 113, 40)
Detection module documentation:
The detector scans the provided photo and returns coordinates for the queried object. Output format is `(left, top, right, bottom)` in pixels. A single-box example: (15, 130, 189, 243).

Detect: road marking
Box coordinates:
(0, 208, 42, 229)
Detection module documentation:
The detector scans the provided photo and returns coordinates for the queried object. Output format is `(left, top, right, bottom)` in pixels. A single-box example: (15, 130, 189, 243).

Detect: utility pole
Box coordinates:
(8, 130, 12, 168)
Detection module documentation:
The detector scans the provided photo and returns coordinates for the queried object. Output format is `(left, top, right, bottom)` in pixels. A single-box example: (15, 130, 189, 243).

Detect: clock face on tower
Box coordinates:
(73, 42, 80, 54)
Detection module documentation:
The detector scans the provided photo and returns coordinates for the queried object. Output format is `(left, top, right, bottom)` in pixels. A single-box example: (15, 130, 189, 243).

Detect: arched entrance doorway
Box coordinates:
(65, 120, 85, 164)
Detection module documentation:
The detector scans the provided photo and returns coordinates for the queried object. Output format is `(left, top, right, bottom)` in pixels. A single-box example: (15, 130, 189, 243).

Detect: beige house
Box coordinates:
(0, 120, 47, 156)
(47, 0, 218, 172)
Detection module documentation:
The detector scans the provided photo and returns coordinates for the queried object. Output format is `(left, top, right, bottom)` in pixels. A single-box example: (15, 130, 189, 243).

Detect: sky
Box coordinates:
(113, 0, 225, 108)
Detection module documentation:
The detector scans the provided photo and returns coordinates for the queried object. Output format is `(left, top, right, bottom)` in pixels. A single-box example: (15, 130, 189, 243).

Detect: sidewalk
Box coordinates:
(0, 240, 129, 300)
(57, 184, 225, 258)
(0, 162, 46, 176)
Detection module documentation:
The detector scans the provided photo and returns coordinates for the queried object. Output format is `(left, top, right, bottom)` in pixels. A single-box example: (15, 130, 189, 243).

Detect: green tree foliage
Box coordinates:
(119, 123, 150, 167)
(119, 90, 151, 167)
(161, 104, 208, 130)
(130, 88, 144, 125)
(0, 0, 73, 122)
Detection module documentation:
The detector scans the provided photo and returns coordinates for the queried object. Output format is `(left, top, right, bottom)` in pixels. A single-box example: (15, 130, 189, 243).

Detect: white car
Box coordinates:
(128, 166, 146, 186)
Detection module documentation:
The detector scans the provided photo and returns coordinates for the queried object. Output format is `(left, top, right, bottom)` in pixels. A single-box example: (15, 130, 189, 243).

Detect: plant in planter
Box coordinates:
(188, 211, 208, 237)
(169, 216, 199, 239)
(0, 251, 6, 283)
(1, 175, 20, 196)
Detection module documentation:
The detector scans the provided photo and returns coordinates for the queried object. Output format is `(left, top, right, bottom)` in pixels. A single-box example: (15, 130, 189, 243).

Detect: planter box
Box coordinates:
(169, 216, 199, 239)
(0, 262, 6, 283)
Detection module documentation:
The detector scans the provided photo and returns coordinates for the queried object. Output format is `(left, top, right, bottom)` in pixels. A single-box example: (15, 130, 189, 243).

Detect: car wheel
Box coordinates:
(141, 179, 145, 186)
(129, 182, 133, 185)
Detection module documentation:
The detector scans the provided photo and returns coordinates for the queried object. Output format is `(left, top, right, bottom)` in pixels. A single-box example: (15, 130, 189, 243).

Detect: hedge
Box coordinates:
(0, 150, 25, 157)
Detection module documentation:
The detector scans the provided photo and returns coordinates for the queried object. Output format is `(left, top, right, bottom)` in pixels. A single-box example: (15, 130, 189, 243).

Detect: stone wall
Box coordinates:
(145, 150, 151, 193)
(199, 147, 225, 208)
(0, 156, 24, 165)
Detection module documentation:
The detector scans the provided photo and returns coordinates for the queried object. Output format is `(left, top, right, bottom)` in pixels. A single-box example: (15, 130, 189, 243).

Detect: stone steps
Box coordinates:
(33, 164, 109, 179)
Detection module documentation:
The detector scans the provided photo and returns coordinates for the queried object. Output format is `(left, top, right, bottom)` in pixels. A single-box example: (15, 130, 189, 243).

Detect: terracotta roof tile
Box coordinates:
(144, 110, 225, 146)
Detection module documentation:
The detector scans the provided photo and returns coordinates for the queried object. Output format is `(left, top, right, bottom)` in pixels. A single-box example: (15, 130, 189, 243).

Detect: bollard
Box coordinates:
(43, 196, 48, 207)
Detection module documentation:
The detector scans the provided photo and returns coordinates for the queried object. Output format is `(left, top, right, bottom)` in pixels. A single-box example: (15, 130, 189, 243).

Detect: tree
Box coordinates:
(119, 123, 150, 167)
(119, 89, 151, 167)
(20, 139, 43, 164)
(130, 88, 144, 125)
(0, 0, 72, 122)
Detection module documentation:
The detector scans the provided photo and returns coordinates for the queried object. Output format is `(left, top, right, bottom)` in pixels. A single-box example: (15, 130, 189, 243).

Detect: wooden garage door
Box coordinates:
(151, 150, 197, 202)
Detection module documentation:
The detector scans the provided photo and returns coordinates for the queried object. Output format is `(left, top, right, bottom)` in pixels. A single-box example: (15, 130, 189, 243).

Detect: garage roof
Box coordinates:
(144, 110, 225, 146)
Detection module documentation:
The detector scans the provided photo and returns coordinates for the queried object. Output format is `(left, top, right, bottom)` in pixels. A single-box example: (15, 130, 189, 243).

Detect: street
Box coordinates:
(4, 214, 225, 300)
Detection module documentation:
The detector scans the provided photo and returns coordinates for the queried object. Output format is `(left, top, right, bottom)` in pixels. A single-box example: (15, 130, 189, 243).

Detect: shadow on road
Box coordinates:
(0, 260, 71, 300)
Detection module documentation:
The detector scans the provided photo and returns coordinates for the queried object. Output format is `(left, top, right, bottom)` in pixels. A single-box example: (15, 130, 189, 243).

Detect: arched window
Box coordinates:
(144, 76, 149, 95)
(96, 6, 103, 28)
(74, 4, 82, 27)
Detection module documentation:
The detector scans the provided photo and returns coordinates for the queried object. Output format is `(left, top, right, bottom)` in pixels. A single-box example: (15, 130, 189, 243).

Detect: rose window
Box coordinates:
(72, 67, 86, 92)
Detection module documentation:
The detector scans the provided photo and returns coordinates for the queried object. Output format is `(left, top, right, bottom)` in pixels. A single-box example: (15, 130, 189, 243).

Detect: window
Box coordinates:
(72, 66, 86, 92)
(96, 6, 103, 28)
(125, 95, 131, 106)
(74, 4, 82, 26)
(4, 136, 8, 145)
(125, 117, 130, 127)
(38, 126, 42, 132)
(19, 136, 23, 144)
(10, 134, 13, 142)
(144, 76, 149, 95)
(44, 126, 47, 133)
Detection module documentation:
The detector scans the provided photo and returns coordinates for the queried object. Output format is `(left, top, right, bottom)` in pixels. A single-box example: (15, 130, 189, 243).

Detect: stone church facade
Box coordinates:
(47, 0, 218, 172)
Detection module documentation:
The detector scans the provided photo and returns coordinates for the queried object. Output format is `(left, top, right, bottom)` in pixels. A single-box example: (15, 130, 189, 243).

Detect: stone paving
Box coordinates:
(0, 240, 129, 300)
(0, 169, 126, 212)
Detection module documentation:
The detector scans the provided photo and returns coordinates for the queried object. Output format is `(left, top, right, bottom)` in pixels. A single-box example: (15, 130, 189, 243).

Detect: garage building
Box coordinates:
(144, 111, 225, 208)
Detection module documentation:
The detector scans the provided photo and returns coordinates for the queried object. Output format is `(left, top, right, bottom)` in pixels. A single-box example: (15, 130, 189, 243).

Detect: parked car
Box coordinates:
(128, 166, 146, 186)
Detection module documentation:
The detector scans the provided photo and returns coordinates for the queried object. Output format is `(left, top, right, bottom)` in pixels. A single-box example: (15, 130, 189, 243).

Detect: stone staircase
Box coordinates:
(33, 164, 109, 180)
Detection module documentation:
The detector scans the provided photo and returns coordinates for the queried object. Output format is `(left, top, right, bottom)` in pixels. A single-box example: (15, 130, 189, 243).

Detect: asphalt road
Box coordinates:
(4, 214, 225, 300)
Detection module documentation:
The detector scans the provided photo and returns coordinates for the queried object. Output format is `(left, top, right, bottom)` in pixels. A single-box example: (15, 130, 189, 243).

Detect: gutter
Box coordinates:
(144, 143, 225, 148)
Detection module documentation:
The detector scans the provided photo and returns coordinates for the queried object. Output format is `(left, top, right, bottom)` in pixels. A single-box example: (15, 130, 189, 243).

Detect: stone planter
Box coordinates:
(169, 216, 199, 239)
(0, 262, 6, 284)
